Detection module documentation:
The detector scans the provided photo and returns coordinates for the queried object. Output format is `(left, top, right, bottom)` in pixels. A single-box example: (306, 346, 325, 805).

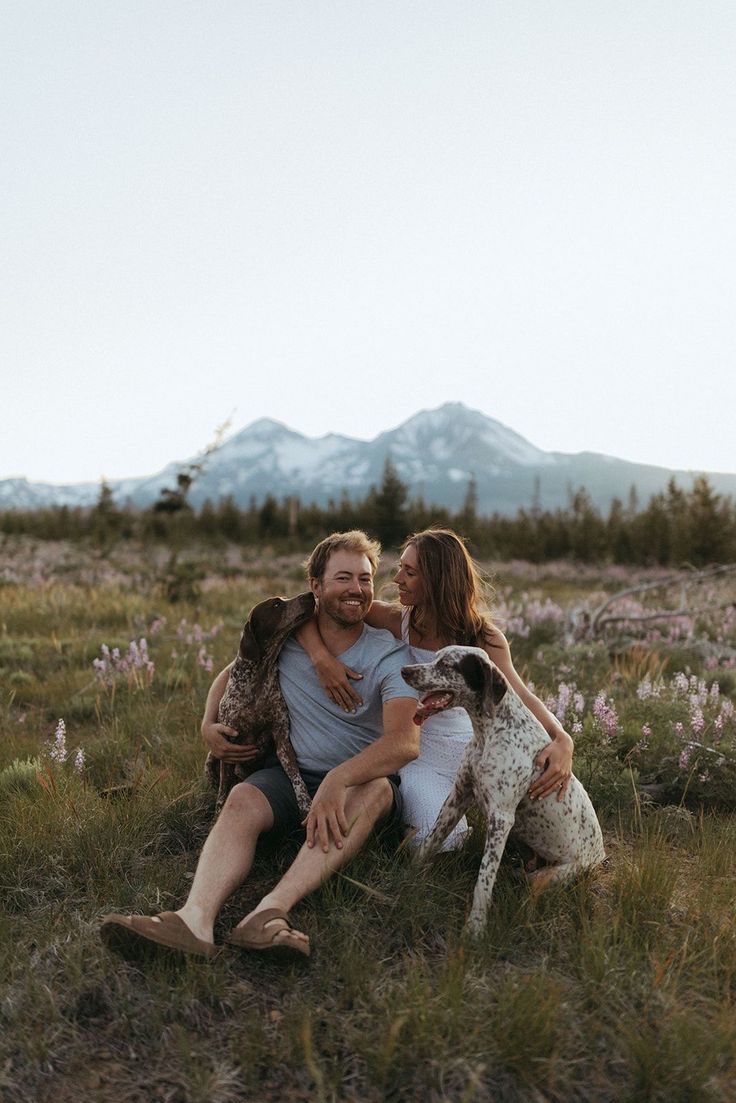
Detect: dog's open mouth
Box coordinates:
(413, 691, 454, 725)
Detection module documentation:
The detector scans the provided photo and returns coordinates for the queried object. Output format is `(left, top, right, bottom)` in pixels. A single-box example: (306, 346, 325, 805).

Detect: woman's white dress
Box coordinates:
(398, 609, 473, 850)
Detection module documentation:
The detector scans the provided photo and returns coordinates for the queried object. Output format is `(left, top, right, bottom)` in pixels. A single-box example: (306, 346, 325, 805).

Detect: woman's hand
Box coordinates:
(201, 721, 263, 762)
(315, 654, 363, 712)
(529, 730, 574, 801)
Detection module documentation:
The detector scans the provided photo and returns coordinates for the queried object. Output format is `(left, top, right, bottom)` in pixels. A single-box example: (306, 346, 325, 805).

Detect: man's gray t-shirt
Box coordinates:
(278, 625, 418, 773)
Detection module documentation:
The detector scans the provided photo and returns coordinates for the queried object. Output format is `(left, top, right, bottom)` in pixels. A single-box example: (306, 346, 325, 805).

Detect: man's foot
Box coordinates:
(226, 907, 310, 958)
(100, 911, 218, 961)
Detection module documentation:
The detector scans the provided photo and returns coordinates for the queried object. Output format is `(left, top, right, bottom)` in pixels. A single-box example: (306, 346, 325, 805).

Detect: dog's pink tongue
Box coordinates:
(413, 692, 452, 725)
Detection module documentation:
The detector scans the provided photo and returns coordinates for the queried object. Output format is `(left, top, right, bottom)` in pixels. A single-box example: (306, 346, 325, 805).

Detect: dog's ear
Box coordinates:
(239, 623, 260, 661)
(489, 666, 507, 707)
(457, 651, 507, 714)
(238, 617, 261, 661)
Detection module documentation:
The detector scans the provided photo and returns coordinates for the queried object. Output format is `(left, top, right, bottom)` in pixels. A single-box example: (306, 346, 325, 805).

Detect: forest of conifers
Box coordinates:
(1, 465, 733, 566)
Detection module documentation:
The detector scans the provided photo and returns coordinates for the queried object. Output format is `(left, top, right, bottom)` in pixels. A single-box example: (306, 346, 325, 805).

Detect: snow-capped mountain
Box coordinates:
(2, 403, 735, 514)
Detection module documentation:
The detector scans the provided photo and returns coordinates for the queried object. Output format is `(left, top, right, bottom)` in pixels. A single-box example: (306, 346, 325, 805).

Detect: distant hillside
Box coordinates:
(2, 403, 735, 515)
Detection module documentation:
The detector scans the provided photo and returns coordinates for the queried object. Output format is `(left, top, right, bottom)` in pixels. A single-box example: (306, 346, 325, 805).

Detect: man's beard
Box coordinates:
(320, 595, 369, 628)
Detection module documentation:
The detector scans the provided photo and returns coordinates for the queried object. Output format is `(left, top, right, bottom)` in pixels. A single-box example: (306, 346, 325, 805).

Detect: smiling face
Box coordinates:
(311, 549, 375, 628)
(394, 542, 426, 608)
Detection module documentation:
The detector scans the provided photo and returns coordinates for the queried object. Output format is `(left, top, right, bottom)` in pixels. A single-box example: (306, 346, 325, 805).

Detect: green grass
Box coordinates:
(1, 541, 735, 1101)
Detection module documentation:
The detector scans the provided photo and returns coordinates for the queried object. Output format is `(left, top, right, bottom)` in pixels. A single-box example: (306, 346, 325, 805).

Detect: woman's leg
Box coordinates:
(399, 759, 470, 851)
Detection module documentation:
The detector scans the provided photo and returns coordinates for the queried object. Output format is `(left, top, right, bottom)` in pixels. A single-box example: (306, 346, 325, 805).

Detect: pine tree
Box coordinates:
(371, 456, 409, 547)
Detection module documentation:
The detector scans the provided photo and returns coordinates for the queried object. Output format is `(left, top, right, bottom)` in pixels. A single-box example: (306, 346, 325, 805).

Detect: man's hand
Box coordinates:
(303, 773, 350, 853)
(201, 721, 263, 762)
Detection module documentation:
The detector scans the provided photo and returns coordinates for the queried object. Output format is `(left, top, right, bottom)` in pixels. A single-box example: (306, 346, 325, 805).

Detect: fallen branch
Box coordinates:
(576, 563, 736, 640)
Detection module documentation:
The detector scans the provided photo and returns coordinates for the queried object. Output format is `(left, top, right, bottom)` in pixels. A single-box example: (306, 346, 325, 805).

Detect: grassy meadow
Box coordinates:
(1, 536, 735, 1102)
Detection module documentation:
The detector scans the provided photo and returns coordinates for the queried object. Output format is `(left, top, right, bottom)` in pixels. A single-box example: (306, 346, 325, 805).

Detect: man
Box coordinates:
(101, 531, 419, 959)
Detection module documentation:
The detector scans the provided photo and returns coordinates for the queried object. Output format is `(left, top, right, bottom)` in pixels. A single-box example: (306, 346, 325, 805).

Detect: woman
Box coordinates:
(299, 528, 574, 850)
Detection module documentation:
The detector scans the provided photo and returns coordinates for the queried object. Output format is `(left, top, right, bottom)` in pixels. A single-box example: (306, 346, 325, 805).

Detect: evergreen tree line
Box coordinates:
(1, 462, 733, 567)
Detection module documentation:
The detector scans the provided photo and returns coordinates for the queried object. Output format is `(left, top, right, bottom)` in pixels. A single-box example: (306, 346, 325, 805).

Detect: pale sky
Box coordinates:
(3, 1, 735, 485)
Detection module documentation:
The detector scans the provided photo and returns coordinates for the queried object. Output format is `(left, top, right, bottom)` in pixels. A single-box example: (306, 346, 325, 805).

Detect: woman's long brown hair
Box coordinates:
(403, 528, 494, 646)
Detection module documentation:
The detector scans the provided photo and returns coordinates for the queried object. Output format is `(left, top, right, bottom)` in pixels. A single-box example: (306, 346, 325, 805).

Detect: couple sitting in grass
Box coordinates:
(101, 528, 574, 960)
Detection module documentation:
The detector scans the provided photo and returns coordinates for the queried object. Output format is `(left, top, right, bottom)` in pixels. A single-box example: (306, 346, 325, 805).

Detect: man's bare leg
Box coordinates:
(233, 778, 394, 951)
(146, 782, 275, 944)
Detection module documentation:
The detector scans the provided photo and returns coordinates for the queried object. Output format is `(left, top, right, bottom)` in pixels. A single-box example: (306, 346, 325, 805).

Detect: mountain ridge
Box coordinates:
(2, 403, 735, 515)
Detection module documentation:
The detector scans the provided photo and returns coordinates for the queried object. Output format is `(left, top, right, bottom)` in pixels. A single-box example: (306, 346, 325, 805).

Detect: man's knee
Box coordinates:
(351, 777, 394, 823)
(221, 781, 274, 833)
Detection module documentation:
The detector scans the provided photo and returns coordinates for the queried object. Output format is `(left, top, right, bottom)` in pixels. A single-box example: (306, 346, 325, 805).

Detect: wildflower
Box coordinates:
(197, 647, 214, 673)
(673, 672, 689, 695)
(74, 747, 85, 772)
(92, 639, 154, 688)
(674, 721, 685, 740)
(637, 678, 652, 700)
(49, 718, 68, 764)
(554, 683, 572, 723)
(525, 599, 565, 625)
(592, 693, 619, 742)
(630, 723, 652, 758)
(689, 706, 705, 737)
(572, 721, 583, 734)
(573, 691, 585, 714)
(709, 681, 720, 704)
(679, 744, 695, 770)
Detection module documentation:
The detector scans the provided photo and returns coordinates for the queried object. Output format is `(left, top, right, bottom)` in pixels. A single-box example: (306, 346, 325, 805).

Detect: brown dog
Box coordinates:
(204, 591, 316, 816)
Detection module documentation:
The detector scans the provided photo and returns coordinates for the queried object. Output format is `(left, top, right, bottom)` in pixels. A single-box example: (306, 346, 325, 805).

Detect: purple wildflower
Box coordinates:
(592, 693, 619, 742)
(690, 706, 705, 737)
(49, 718, 67, 764)
(679, 744, 695, 770)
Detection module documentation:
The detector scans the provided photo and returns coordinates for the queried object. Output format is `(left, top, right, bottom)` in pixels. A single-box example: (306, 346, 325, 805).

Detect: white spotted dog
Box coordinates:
(401, 646, 605, 934)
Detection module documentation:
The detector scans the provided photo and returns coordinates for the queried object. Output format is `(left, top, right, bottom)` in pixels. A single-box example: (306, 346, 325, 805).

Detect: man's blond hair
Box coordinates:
(306, 530, 381, 582)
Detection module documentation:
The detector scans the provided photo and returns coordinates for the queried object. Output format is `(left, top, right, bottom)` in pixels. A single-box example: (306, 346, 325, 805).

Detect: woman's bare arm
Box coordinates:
(293, 601, 402, 713)
(294, 618, 364, 712)
(200, 662, 262, 762)
(482, 625, 574, 801)
(363, 600, 403, 637)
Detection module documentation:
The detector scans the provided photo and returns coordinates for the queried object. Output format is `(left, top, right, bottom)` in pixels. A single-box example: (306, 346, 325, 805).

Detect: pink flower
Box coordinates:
(593, 693, 619, 742)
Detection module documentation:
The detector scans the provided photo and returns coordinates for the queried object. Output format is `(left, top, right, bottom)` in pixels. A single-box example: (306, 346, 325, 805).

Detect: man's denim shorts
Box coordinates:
(244, 752, 404, 837)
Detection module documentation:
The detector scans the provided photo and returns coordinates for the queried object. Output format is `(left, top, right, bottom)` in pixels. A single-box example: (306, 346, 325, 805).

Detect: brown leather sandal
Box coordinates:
(100, 911, 218, 960)
(225, 907, 311, 958)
